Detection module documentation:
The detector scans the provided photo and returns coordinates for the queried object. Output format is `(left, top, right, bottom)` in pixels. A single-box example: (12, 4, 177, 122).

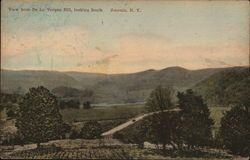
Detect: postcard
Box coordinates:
(1, 0, 249, 159)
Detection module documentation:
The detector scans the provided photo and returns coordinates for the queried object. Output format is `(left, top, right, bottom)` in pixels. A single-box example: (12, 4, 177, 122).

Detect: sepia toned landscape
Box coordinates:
(1, 0, 249, 159)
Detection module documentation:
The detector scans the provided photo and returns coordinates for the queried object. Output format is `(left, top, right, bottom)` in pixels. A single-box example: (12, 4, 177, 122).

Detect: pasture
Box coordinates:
(60, 104, 147, 122)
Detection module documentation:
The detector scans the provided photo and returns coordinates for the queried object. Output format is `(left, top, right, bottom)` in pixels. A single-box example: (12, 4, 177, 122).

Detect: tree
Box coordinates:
(177, 89, 214, 148)
(125, 120, 149, 148)
(145, 85, 178, 150)
(59, 99, 80, 109)
(80, 121, 102, 139)
(83, 101, 91, 109)
(6, 109, 15, 118)
(146, 85, 173, 112)
(219, 106, 250, 156)
(145, 111, 182, 150)
(16, 86, 67, 148)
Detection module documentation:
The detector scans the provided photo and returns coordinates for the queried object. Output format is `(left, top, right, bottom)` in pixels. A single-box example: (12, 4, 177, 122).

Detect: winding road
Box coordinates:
(101, 108, 181, 137)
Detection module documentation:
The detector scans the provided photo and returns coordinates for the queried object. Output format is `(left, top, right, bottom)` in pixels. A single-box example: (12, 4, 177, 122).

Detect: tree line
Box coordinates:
(1, 85, 249, 156)
(116, 86, 250, 156)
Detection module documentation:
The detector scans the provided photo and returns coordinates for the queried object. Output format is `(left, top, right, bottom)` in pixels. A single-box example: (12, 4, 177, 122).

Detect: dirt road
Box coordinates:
(101, 108, 181, 137)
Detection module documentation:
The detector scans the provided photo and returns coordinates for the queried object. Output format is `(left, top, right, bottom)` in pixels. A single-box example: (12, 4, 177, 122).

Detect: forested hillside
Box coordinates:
(193, 67, 249, 106)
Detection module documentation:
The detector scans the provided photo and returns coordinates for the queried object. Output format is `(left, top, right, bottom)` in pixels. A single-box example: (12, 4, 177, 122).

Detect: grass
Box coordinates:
(60, 104, 147, 123)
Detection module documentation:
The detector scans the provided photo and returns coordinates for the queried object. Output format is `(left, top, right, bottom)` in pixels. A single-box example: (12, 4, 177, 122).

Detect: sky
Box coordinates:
(1, 0, 249, 74)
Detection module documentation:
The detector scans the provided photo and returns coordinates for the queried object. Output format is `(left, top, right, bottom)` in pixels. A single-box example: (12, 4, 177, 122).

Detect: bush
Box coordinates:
(69, 130, 81, 139)
(16, 86, 67, 148)
(59, 99, 80, 109)
(80, 121, 102, 139)
(219, 106, 250, 156)
(177, 89, 214, 148)
(83, 101, 91, 109)
(7, 110, 15, 118)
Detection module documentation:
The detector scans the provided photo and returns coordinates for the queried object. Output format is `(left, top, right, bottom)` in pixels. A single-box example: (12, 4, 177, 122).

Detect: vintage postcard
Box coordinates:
(0, 0, 249, 159)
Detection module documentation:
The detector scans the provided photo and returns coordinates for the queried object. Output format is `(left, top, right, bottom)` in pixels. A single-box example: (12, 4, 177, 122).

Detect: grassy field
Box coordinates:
(3, 105, 230, 136)
(1, 139, 233, 159)
(60, 105, 229, 127)
(60, 104, 147, 123)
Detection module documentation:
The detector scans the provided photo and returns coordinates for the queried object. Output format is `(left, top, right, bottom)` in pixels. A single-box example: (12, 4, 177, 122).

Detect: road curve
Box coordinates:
(101, 108, 181, 137)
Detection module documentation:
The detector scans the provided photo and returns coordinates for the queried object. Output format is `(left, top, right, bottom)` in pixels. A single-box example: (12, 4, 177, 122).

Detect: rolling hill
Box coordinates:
(193, 67, 249, 106)
(0, 66, 235, 103)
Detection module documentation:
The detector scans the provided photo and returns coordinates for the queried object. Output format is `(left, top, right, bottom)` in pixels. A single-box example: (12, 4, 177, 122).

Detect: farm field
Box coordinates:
(2, 105, 229, 136)
(60, 104, 230, 129)
(1, 139, 234, 160)
(2, 105, 230, 136)
(60, 104, 147, 122)
(1, 148, 234, 159)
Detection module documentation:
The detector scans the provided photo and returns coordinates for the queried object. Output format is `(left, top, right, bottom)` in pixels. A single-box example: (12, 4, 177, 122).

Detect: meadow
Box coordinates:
(60, 104, 147, 122)
(60, 104, 230, 134)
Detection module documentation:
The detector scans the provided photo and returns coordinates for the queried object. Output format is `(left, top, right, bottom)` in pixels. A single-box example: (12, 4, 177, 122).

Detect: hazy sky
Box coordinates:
(1, 0, 249, 73)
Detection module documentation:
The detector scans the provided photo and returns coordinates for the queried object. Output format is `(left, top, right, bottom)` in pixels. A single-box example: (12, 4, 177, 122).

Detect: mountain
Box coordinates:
(1, 66, 229, 103)
(0, 70, 80, 94)
(193, 67, 249, 106)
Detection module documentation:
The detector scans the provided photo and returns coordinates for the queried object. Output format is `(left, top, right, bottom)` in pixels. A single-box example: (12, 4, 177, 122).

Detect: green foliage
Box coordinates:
(16, 86, 67, 146)
(146, 112, 182, 149)
(52, 86, 94, 98)
(142, 85, 179, 150)
(146, 85, 173, 112)
(59, 99, 80, 109)
(0, 93, 23, 104)
(83, 101, 91, 109)
(114, 119, 149, 148)
(6, 109, 15, 118)
(194, 67, 249, 106)
(69, 130, 81, 139)
(219, 106, 250, 156)
(177, 89, 214, 147)
(80, 121, 103, 139)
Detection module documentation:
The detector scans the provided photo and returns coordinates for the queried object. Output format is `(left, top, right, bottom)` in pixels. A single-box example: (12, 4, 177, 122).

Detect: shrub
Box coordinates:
(219, 106, 250, 156)
(177, 89, 214, 148)
(80, 121, 103, 139)
(16, 86, 67, 148)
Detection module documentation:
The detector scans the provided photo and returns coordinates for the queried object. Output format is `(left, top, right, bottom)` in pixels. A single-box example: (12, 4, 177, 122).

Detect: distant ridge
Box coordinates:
(1, 66, 246, 104)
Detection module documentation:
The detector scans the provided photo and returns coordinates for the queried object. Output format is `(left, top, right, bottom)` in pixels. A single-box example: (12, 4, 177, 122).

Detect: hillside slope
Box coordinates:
(1, 70, 80, 94)
(193, 67, 249, 106)
(1, 67, 227, 103)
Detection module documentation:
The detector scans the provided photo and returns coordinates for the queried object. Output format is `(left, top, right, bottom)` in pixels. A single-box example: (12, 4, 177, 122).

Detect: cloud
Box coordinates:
(107, 35, 248, 72)
(1, 28, 248, 73)
(2, 26, 91, 57)
(1, 26, 113, 71)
